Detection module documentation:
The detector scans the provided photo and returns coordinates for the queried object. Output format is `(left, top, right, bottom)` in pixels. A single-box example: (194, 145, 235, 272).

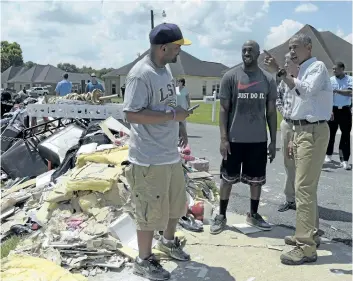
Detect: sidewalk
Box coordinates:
(91, 213, 352, 281)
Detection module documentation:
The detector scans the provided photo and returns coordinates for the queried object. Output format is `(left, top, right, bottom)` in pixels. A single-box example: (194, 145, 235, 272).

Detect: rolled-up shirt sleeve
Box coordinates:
(123, 76, 149, 113)
(348, 76, 353, 90)
(291, 62, 328, 97)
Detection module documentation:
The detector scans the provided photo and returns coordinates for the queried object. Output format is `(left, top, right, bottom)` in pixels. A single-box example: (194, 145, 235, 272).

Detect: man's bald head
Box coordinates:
(242, 40, 260, 67)
(242, 40, 260, 53)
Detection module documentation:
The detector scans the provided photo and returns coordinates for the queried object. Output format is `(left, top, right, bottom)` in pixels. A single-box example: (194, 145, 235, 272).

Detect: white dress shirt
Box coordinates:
(290, 57, 333, 122)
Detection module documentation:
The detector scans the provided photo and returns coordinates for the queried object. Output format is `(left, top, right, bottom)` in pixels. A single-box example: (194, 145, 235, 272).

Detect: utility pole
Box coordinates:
(150, 10, 154, 30)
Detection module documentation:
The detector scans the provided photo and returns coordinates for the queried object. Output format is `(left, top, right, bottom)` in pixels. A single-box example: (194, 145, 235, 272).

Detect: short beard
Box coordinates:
(243, 60, 257, 67)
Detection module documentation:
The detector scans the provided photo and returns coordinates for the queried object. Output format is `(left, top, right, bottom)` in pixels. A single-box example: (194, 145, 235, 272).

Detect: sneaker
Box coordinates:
(179, 216, 203, 232)
(155, 237, 190, 261)
(341, 161, 351, 170)
(324, 155, 332, 163)
(246, 212, 272, 231)
(284, 235, 320, 248)
(278, 201, 296, 212)
(210, 214, 227, 235)
(134, 254, 171, 280)
(280, 246, 317, 265)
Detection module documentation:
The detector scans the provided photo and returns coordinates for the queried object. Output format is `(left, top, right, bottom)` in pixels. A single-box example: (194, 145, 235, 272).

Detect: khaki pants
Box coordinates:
(125, 162, 186, 231)
(280, 120, 296, 202)
(293, 122, 329, 252)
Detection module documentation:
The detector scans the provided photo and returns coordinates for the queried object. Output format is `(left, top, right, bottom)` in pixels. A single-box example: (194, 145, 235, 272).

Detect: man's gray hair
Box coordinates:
(289, 33, 312, 47)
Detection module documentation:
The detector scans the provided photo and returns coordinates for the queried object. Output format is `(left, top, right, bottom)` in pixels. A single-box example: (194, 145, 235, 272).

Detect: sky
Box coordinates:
(1, 0, 352, 69)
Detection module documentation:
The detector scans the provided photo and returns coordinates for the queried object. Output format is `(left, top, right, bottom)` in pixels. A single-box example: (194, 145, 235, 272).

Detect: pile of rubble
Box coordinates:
(1, 115, 219, 279)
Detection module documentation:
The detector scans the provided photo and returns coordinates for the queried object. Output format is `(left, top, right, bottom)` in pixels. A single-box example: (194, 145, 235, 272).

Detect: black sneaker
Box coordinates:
(246, 212, 272, 231)
(278, 201, 296, 212)
(133, 254, 171, 280)
(210, 214, 227, 235)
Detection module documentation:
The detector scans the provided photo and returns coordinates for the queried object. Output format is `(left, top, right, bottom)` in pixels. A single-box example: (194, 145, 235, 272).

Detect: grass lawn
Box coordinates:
(1, 236, 21, 259)
(188, 100, 283, 130)
(111, 97, 124, 103)
(110, 98, 282, 130)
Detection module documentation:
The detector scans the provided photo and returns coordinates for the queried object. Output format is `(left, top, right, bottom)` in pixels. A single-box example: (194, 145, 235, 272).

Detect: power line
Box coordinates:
(177, 24, 206, 37)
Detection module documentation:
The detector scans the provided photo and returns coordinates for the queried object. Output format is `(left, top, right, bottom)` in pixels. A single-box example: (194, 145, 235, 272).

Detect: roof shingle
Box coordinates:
(102, 50, 229, 78)
(1, 66, 28, 84)
(5, 64, 92, 84)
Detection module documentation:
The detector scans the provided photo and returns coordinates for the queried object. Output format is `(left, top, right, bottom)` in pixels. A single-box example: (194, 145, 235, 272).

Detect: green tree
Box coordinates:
(98, 67, 114, 78)
(1, 41, 24, 72)
(1, 54, 10, 72)
(24, 61, 36, 68)
(57, 63, 79, 73)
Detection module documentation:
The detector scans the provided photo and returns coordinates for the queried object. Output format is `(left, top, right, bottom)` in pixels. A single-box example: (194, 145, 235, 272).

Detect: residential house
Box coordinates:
(102, 50, 229, 99)
(224, 24, 352, 76)
(1, 66, 28, 89)
(1, 64, 101, 94)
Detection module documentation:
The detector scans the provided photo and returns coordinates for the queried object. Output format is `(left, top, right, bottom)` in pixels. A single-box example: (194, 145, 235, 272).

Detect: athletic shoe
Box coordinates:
(210, 214, 227, 235)
(133, 254, 170, 280)
(179, 216, 203, 232)
(324, 155, 332, 163)
(246, 212, 272, 231)
(341, 161, 351, 170)
(280, 247, 317, 265)
(278, 201, 296, 212)
(155, 237, 190, 261)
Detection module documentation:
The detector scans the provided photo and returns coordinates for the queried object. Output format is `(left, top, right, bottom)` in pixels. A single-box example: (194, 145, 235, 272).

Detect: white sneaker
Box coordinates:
(341, 161, 351, 170)
(324, 155, 332, 163)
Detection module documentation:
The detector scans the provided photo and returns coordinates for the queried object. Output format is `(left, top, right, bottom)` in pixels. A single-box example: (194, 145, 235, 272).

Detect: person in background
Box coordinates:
(121, 83, 126, 100)
(276, 53, 299, 212)
(86, 73, 104, 93)
(176, 78, 190, 110)
(264, 33, 332, 265)
(176, 78, 190, 132)
(325, 62, 352, 170)
(55, 73, 72, 96)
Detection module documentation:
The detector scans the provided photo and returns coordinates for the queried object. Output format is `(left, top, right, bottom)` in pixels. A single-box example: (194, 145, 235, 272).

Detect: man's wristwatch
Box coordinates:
(277, 68, 287, 78)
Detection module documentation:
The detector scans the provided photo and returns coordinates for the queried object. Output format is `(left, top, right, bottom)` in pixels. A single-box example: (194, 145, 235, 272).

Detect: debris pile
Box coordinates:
(1, 113, 219, 277)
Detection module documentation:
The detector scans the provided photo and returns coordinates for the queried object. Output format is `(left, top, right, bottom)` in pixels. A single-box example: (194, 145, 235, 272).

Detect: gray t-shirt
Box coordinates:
(219, 65, 277, 143)
(123, 55, 180, 166)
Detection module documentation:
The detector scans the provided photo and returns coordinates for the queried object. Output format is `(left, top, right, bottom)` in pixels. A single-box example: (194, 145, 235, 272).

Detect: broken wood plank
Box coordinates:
(59, 249, 114, 255)
(0, 207, 15, 221)
(2, 179, 36, 198)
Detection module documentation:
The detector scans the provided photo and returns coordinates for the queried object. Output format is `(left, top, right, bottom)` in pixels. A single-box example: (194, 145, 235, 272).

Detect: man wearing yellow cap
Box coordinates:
(123, 23, 192, 280)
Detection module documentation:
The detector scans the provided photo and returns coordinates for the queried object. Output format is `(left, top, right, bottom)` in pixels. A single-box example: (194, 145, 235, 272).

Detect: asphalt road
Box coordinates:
(187, 123, 352, 246)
